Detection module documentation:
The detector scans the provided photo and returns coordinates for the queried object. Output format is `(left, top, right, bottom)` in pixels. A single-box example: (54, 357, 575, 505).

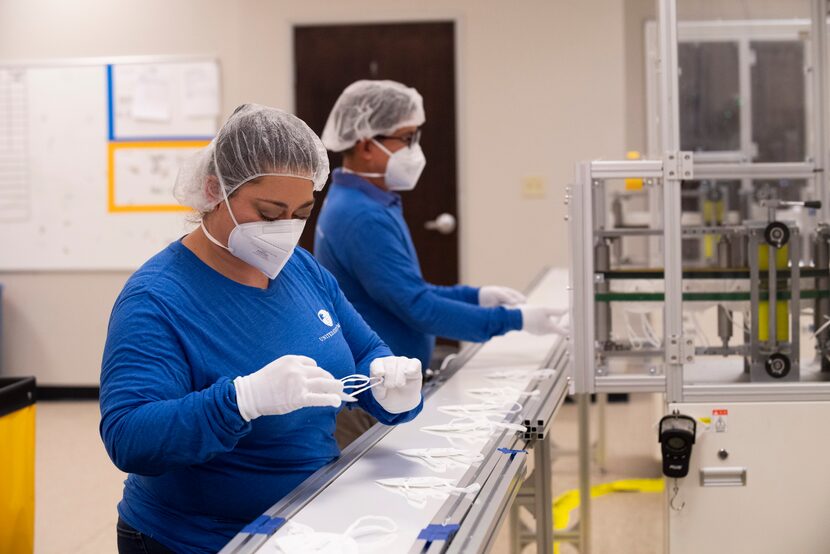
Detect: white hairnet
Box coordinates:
(321, 80, 425, 152)
(174, 104, 330, 213)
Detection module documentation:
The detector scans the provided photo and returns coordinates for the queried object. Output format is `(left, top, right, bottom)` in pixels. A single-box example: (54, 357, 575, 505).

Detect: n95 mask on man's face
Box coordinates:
(377, 141, 426, 191)
(350, 139, 426, 191)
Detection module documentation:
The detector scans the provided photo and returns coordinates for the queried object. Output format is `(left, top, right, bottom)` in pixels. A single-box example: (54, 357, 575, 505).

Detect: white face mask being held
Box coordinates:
(346, 140, 426, 192)
(201, 153, 309, 279)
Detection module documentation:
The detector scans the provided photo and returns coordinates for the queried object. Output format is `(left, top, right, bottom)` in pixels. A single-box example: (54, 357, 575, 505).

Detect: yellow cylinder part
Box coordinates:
(757, 300, 790, 343)
(0, 404, 35, 554)
(758, 244, 789, 270)
(703, 200, 714, 224)
(702, 200, 725, 225)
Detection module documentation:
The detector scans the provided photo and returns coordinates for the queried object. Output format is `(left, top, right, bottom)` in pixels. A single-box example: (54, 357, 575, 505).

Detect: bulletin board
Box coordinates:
(0, 57, 221, 270)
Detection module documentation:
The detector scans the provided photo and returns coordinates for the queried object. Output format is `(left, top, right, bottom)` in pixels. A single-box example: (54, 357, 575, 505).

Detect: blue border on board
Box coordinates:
(110, 136, 215, 143)
(106, 63, 214, 143)
(106, 64, 115, 141)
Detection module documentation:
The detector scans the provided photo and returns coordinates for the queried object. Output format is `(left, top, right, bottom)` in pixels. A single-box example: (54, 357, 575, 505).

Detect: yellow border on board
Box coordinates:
(107, 140, 209, 213)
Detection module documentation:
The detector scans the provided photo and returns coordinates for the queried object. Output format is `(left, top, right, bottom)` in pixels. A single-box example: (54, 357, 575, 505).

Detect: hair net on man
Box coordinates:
(321, 80, 425, 153)
(174, 104, 330, 214)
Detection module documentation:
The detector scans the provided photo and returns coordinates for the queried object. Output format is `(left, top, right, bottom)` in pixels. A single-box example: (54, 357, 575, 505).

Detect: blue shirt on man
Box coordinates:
(314, 169, 523, 368)
(100, 241, 421, 553)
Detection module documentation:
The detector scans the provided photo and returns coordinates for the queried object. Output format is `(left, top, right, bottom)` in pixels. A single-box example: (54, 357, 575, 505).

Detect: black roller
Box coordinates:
(764, 222, 790, 248)
(765, 353, 791, 379)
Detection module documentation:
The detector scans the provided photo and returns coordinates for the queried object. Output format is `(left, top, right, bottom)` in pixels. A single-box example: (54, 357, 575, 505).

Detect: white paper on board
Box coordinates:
(132, 69, 172, 122)
(181, 63, 219, 119)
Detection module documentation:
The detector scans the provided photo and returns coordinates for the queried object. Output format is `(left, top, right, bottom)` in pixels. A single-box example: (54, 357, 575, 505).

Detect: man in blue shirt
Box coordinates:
(315, 81, 566, 445)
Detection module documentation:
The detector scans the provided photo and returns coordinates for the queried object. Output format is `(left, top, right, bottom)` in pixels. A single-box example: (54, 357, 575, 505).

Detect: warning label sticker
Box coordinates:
(712, 409, 728, 433)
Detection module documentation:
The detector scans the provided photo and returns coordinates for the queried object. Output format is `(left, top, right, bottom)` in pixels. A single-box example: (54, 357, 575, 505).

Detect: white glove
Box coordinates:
(370, 356, 423, 414)
(519, 306, 569, 336)
(479, 286, 527, 308)
(233, 355, 343, 421)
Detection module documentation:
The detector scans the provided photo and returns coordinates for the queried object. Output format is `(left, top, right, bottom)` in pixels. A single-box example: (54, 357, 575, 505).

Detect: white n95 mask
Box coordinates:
(345, 140, 426, 192)
(375, 140, 426, 191)
(398, 447, 484, 473)
(437, 401, 523, 420)
(271, 516, 398, 554)
(485, 368, 558, 382)
(421, 417, 527, 448)
(465, 387, 540, 404)
(376, 476, 480, 509)
(202, 217, 305, 280)
(204, 148, 312, 279)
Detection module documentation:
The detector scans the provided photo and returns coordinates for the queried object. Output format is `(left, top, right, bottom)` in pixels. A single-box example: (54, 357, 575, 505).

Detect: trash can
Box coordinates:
(0, 377, 36, 553)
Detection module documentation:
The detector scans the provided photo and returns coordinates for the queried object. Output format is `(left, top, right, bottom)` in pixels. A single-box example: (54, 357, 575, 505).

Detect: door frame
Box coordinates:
(286, 12, 469, 281)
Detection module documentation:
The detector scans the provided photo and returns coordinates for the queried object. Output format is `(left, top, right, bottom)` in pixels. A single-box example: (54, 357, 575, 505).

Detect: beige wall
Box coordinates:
(0, 0, 627, 385)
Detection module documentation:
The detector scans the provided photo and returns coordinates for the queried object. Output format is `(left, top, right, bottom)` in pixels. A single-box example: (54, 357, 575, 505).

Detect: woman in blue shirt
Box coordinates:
(100, 104, 423, 554)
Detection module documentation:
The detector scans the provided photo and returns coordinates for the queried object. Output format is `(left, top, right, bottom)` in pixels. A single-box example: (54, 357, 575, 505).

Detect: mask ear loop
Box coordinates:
(345, 516, 398, 548)
(212, 147, 243, 228)
(503, 400, 523, 414)
(400, 449, 447, 472)
(451, 451, 484, 465)
(422, 453, 446, 472)
(340, 374, 383, 397)
(450, 482, 482, 495)
(400, 480, 430, 508)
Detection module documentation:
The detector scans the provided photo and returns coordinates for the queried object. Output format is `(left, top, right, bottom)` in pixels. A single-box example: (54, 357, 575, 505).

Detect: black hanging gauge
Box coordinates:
(659, 413, 696, 478)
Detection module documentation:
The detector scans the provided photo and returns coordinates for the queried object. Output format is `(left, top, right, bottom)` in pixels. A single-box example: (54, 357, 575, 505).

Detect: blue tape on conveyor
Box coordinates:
(241, 515, 286, 535)
(418, 523, 460, 542)
(497, 447, 528, 458)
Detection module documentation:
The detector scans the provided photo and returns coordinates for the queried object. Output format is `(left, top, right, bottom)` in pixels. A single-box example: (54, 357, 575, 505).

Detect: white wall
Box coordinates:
(0, 0, 627, 385)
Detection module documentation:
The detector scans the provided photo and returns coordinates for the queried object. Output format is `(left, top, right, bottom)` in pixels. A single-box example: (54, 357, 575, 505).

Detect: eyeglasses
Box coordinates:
(374, 128, 422, 148)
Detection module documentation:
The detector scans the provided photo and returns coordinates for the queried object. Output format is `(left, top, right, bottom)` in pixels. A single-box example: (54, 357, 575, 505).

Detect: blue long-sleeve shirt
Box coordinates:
(100, 241, 422, 554)
(314, 169, 523, 367)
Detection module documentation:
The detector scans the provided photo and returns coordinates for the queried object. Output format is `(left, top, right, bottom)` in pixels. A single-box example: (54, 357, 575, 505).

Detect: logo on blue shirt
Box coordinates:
(317, 309, 334, 327)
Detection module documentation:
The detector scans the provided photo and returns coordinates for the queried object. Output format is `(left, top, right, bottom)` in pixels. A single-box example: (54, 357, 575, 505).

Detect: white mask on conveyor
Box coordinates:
(437, 401, 523, 419)
(465, 387, 540, 404)
(421, 417, 527, 447)
(270, 515, 397, 554)
(484, 368, 557, 381)
(376, 476, 481, 509)
(397, 447, 484, 473)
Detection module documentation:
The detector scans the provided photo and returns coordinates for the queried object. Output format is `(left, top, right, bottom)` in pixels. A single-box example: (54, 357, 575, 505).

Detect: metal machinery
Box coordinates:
(569, 0, 830, 552)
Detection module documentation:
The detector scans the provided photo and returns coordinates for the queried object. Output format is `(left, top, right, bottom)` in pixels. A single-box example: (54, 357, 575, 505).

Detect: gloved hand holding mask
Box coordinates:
(369, 356, 422, 414)
(233, 355, 343, 421)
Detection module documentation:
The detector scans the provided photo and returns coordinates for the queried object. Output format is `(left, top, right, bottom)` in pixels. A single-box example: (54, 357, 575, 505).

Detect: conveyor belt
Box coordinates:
(220, 268, 570, 554)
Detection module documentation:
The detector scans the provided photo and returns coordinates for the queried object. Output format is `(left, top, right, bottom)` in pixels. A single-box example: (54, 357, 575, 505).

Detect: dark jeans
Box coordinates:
(117, 517, 176, 554)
